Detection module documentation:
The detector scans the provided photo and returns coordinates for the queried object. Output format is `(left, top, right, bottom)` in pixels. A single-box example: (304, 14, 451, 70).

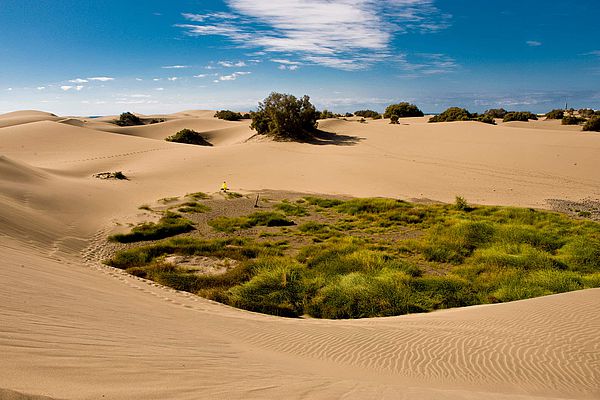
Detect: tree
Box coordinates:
(115, 112, 143, 126)
(582, 116, 600, 132)
(383, 102, 424, 118)
(545, 109, 564, 119)
(429, 107, 472, 123)
(250, 92, 318, 140)
(354, 110, 380, 118)
(503, 112, 538, 122)
(484, 108, 508, 118)
(214, 110, 243, 121)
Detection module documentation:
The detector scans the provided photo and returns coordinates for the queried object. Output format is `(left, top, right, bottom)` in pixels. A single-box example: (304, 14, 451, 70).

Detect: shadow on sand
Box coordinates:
(303, 129, 364, 146)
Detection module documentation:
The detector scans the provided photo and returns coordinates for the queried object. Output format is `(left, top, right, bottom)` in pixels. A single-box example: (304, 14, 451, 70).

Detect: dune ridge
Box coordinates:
(1, 110, 599, 399)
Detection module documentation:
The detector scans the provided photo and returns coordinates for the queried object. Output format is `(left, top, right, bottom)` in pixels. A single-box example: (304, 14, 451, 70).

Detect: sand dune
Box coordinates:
(1, 110, 599, 399)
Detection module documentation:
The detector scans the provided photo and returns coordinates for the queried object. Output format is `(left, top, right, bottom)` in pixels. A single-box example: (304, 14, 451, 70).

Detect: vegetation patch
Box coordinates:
(503, 112, 538, 122)
(214, 110, 246, 121)
(177, 201, 211, 214)
(583, 115, 600, 132)
(383, 102, 424, 119)
(114, 112, 143, 126)
(106, 194, 600, 319)
(109, 212, 194, 243)
(93, 171, 128, 180)
(166, 129, 213, 146)
(354, 110, 381, 119)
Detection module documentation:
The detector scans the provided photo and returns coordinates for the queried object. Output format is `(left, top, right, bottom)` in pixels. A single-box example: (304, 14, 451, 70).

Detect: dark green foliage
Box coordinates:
(562, 116, 586, 125)
(578, 109, 595, 118)
(389, 115, 399, 124)
(582, 115, 600, 131)
(303, 196, 344, 208)
(476, 114, 496, 125)
(149, 118, 165, 124)
(429, 107, 472, 123)
(317, 109, 335, 119)
(109, 212, 194, 243)
(503, 112, 538, 122)
(177, 201, 211, 213)
(214, 110, 243, 121)
(209, 212, 294, 232)
(165, 129, 213, 146)
(345, 112, 354, 117)
(383, 102, 424, 118)
(93, 171, 128, 180)
(484, 108, 508, 118)
(115, 112, 143, 126)
(354, 110, 381, 118)
(274, 201, 309, 216)
(545, 109, 565, 119)
(250, 92, 318, 141)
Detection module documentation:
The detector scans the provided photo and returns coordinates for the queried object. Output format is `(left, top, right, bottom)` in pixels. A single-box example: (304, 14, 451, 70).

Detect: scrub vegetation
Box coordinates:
(106, 194, 600, 318)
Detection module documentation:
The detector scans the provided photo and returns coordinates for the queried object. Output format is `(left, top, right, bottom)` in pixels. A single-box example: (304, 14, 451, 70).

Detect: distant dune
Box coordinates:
(1, 109, 599, 399)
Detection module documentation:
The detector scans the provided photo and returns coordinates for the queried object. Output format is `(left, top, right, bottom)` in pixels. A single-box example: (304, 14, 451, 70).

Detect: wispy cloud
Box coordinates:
(88, 76, 114, 81)
(216, 71, 251, 82)
(582, 50, 600, 57)
(69, 78, 88, 83)
(218, 60, 247, 67)
(177, 0, 451, 70)
(60, 85, 84, 91)
(162, 65, 190, 69)
(167, 77, 179, 81)
(526, 40, 542, 47)
(193, 74, 207, 78)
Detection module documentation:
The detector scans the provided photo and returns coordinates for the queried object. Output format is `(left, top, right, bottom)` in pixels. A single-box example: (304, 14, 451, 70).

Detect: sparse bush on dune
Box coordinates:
(109, 212, 194, 243)
(582, 115, 600, 131)
(429, 107, 472, 123)
(250, 92, 318, 141)
(115, 112, 143, 126)
(389, 115, 399, 124)
(475, 114, 496, 125)
(484, 108, 508, 119)
(354, 109, 381, 119)
(383, 102, 424, 119)
(562, 115, 586, 126)
(165, 129, 213, 146)
(502, 112, 538, 122)
(214, 110, 243, 121)
(545, 109, 565, 119)
(578, 108, 595, 118)
(317, 109, 335, 119)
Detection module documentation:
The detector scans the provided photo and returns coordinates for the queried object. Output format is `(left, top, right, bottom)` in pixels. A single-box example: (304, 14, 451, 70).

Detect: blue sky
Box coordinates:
(1, 0, 599, 115)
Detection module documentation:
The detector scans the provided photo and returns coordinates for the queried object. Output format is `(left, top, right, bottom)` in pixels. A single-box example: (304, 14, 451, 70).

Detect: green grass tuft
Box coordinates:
(108, 212, 194, 243)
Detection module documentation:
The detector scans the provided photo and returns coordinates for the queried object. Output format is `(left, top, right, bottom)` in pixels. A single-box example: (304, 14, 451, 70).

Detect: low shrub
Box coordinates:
(274, 201, 309, 216)
(214, 110, 243, 121)
(429, 107, 472, 123)
(383, 102, 424, 118)
(503, 112, 538, 122)
(484, 108, 508, 118)
(209, 212, 294, 232)
(562, 116, 586, 125)
(545, 109, 565, 119)
(390, 115, 399, 124)
(166, 129, 213, 146)
(354, 110, 381, 119)
(582, 115, 600, 132)
(578, 109, 595, 118)
(109, 212, 194, 243)
(177, 201, 211, 213)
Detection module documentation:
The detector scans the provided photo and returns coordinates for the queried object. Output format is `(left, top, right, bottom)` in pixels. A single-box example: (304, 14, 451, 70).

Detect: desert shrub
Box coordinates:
(454, 196, 471, 211)
(476, 114, 496, 124)
(274, 201, 309, 216)
(562, 116, 586, 125)
(186, 192, 209, 200)
(383, 102, 424, 118)
(578, 109, 595, 118)
(545, 109, 564, 119)
(429, 107, 472, 123)
(389, 115, 399, 124)
(149, 118, 165, 124)
(344, 112, 353, 117)
(503, 112, 538, 122)
(354, 110, 381, 118)
(228, 258, 306, 317)
(214, 110, 243, 121)
(93, 171, 128, 180)
(109, 212, 194, 243)
(115, 112, 143, 126)
(250, 92, 318, 141)
(582, 115, 600, 132)
(484, 108, 508, 118)
(166, 129, 213, 146)
(177, 201, 211, 213)
(317, 109, 335, 119)
(209, 211, 294, 232)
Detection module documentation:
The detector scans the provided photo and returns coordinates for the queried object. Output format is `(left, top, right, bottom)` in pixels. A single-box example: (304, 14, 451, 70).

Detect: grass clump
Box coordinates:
(303, 196, 344, 208)
(186, 192, 210, 200)
(109, 212, 194, 243)
(177, 201, 211, 214)
(274, 201, 309, 216)
(209, 211, 294, 233)
(115, 112, 143, 126)
(166, 129, 213, 146)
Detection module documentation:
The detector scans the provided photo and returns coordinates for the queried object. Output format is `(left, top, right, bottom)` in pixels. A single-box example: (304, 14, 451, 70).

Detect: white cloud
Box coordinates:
(167, 77, 179, 81)
(75, 85, 84, 91)
(155, 87, 165, 91)
(37, 86, 46, 90)
(271, 59, 301, 65)
(218, 71, 251, 81)
(582, 50, 600, 57)
(129, 94, 151, 98)
(178, 0, 451, 70)
(60, 86, 73, 91)
(69, 78, 88, 83)
(193, 74, 207, 78)
(526, 40, 542, 47)
(135, 78, 143, 81)
(6, 88, 13, 91)
(153, 78, 161, 81)
(162, 65, 190, 69)
(87, 77, 114, 81)
(218, 60, 247, 67)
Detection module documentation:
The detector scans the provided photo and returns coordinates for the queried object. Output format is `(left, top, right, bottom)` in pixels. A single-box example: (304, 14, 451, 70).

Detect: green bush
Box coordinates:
(177, 201, 211, 213)
(317, 109, 336, 119)
(354, 110, 381, 119)
(115, 112, 143, 126)
(484, 108, 508, 118)
(165, 129, 213, 146)
(578, 109, 595, 118)
(429, 107, 472, 123)
(476, 114, 496, 124)
(109, 212, 194, 243)
(558, 237, 600, 273)
(209, 211, 294, 232)
(303, 196, 344, 208)
(389, 115, 399, 124)
(383, 102, 424, 118)
(562, 116, 586, 126)
(582, 115, 600, 132)
(250, 92, 318, 141)
(545, 109, 565, 119)
(274, 201, 309, 216)
(214, 110, 243, 121)
(228, 258, 307, 317)
(503, 112, 538, 122)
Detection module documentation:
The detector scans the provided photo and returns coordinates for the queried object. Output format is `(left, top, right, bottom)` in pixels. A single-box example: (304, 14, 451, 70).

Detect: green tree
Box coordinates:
(383, 102, 424, 118)
(250, 92, 318, 140)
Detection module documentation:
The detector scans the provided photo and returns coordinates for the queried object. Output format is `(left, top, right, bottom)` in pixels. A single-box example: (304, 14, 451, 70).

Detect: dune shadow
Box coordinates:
(304, 129, 364, 146)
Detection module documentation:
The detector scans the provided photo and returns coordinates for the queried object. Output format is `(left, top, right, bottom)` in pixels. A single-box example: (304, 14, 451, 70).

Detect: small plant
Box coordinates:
(562, 116, 586, 126)
(186, 192, 210, 200)
(93, 171, 128, 180)
(177, 201, 211, 213)
(354, 110, 381, 119)
(389, 115, 399, 124)
(582, 116, 600, 132)
(214, 110, 243, 121)
(166, 129, 213, 146)
(503, 112, 538, 122)
(115, 112, 143, 126)
(545, 109, 564, 119)
(138, 204, 152, 211)
(454, 196, 471, 211)
(109, 212, 194, 243)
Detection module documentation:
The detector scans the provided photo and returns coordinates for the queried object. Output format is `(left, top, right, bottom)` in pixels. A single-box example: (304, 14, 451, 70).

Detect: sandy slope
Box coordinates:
(1, 110, 599, 399)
